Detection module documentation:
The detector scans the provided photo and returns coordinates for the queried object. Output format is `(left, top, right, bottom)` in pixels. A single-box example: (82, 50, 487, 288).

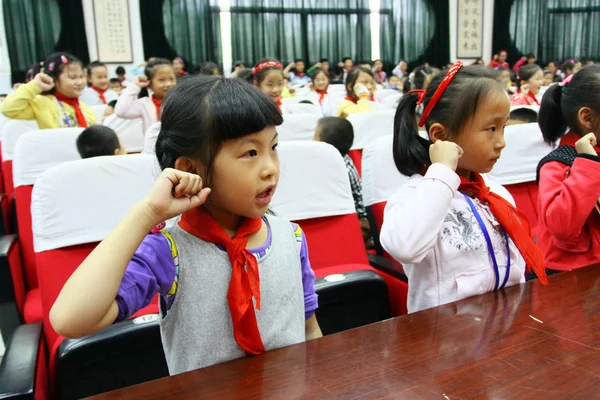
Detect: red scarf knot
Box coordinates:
(54, 92, 88, 127)
(91, 85, 107, 104)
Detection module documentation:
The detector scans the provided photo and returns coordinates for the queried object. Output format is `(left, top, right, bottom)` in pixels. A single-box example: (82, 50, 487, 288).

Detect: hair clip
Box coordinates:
(60, 55, 68, 64)
(47, 62, 55, 72)
(408, 89, 426, 105)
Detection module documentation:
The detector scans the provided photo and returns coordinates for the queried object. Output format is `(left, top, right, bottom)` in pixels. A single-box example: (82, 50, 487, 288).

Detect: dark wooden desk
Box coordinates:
(91, 266, 600, 400)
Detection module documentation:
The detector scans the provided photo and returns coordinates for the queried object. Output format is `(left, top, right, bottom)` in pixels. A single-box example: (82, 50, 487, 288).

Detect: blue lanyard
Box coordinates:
(56, 98, 72, 127)
(462, 193, 511, 290)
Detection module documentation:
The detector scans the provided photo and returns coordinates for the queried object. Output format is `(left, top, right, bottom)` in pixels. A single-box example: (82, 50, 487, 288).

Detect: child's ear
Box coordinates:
(577, 107, 595, 131)
(428, 123, 448, 143)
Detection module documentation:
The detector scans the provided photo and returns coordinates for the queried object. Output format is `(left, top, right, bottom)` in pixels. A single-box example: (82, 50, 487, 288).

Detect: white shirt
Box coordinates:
(79, 86, 119, 106)
(380, 163, 526, 313)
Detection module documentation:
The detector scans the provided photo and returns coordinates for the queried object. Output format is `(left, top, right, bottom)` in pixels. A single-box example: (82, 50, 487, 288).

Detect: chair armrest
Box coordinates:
(368, 254, 408, 282)
(0, 234, 24, 344)
(0, 322, 42, 400)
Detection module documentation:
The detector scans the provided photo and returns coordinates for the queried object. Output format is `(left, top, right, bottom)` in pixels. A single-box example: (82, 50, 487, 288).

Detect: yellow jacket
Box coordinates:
(336, 98, 373, 119)
(1, 81, 96, 129)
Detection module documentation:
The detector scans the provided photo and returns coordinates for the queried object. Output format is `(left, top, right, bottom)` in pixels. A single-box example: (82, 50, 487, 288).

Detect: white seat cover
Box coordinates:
(1, 120, 39, 161)
(361, 135, 410, 206)
(376, 89, 400, 99)
(383, 92, 402, 109)
(32, 154, 157, 252)
(90, 104, 108, 123)
(13, 128, 83, 187)
(277, 114, 321, 142)
(347, 110, 395, 150)
(103, 114, 144, 152)
(142, 122, 161, 155)
(488, 123, 555, 185)
(271, 141, 355, 220)
(283, 103, 323, 115)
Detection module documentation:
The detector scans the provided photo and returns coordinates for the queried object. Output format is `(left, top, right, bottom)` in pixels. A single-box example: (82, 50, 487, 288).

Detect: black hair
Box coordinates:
(320, 58, 329, 63)
(251, 58, 284, 85)
(538, 64, 600, 145)
(310, 67, 329, 82)
(87, 61, 106, 77)
(345, 66, 373, 100)
(562, 59, 578, 73)
(393, 65, 504, 176)
(342, 57, 352, 63)
(294, 59, 304, 63)
(139, 58, 172, 98)
(299, 100, 314, 105)
(410, 65, 433, 91)
(155, 76, 283, 186)
(517, 64, 542, 90)
(109, 77, 120, 84)
(115, 66, 126, 75)
(526, 53, 536, 60)
(509, 108, 538, 123)
(107, 99, 117, 108)
(200, 62, 220, 76)
(232, 60, 246, 72)
(316, 117, 354, 156)
(236, 68, 253, 82)
(25, 62, 43, 82)
(40, 52, 83, 95)
(76, 125, 121, 159)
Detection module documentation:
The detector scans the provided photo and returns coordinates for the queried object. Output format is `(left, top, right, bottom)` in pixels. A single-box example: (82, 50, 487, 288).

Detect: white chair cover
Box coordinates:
(103, 114, 144, 152)
(277, 114, 321, 142)
(488, 123, 555, 185)
(32, 154, 157, 252)
(383, 92, 402, 109)
(1, 120, 40, 161)
(283, 103, 323, 115)
(90, 105, 108, 123)
(13, 128, 83, 187)
(347, 110, 395, 150)
(271, 141, 355, 220)
(361, 135, 410, 206)
(142, 122, 161, 155)
(376, 89, 400, 99)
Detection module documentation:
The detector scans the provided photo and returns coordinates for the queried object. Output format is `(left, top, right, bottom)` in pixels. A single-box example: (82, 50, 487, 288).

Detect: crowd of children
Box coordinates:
(1, 48, 600, 379)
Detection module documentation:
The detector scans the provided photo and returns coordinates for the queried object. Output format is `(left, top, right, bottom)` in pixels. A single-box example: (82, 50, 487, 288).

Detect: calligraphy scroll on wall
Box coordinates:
(93, 0, 133, 63)
(457, 0, 483, 58)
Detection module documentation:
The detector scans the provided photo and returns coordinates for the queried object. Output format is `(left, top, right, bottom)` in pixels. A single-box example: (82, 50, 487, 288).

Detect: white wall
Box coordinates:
(81, 0, 145, 77)
(0, 0, 12, 94)
(449, 0, 494, 64)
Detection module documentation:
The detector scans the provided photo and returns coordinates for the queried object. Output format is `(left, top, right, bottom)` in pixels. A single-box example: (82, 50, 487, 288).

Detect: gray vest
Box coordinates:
(159, 214, 305, 375)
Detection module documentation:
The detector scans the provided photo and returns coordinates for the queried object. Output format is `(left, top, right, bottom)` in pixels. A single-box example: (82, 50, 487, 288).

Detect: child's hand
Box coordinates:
(133, 75, 150, 89)
(142, 169, 211, 223)
(34, 72, 55, 92)
(429, 141, 463, 171)
(287, 61, 296, 69)
(575, 133, 598, 156)
(354, 83, 370, 99)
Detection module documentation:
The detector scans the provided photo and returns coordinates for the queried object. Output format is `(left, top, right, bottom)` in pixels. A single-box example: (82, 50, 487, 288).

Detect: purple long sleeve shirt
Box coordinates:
(116, 220, 318, 321)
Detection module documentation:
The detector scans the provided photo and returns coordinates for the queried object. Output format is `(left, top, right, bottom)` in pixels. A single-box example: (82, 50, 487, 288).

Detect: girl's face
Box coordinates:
(89, 66, 109, 90)
(450, 89, 510, 176)
(205, 126, 279, 227)
(547, 62, 557, 74)
(526, 70, 544, 95)
(399, 61, 407, 71)
(313, 72, 329, 91)
(543, 73, 554, 86)
(55, 64, 86, 98)
(388, 76, 401, 88)
(374, 61, 383, 71)
(256, 69, 284, 102)
(348, 71, 375, 95)
(172, 59, 183, 74)
(499, 70, 511, 87)
(149, 65, 176, 99)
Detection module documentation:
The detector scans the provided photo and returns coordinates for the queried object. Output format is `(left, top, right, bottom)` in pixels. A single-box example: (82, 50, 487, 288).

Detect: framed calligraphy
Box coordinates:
(457, 0, 483, 58)
(93, 0, 133, 63)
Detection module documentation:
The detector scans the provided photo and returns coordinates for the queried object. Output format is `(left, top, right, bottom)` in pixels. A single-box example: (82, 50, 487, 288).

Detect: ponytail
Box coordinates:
(538, 84, 566, 145)
(138, 88, 149, 99)
(392, 92, 431, 176)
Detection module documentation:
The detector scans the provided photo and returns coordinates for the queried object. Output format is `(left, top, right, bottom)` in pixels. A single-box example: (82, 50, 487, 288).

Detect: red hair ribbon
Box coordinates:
(252, 61, 283, 76)
(408, 89, 426, 105)
(418, 61, 463, 127)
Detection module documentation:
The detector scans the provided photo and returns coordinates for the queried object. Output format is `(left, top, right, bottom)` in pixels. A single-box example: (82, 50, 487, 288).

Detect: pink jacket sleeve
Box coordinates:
(539, 157, 600, 242)
(114, 84, 144, 120)
(513, 57, 527, 72)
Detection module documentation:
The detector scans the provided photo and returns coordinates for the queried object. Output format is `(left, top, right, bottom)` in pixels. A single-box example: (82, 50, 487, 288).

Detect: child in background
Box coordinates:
(50, 76, 322, 376)
(307, 59, 336, 81)
(1, 52, 95, 129)
(560, 59, 582, 80)
(387, 75, 403, 91)
(337, 57, 354, 82)
(392, 60, 408, 79)
(200, 62, 220, 76)
(489, 50, 510, 69)
(115, 58, 176, 133)
(103, 100, 117, 122)
(381, 62, 546, 313)
(543, 70, 555, 87)
(510, 64, 543, 106)
(109, 78, 123, 95)
(248, 59, 291, 112)
(336, 66, 376, 118)
(115, 66, 130, 87)
(512, 53, 536, 73)
(76, 125, 126, 158)
(507, 107, 538, 125)
(284, 59, 311, 87)
(536, 64, 600, 273)
(308, 68, 333, 116)
(172, 57, 187, 77)
(81, 61, 119, 106)
(372, 59, 387, 85)
(230, 61, 246, 78)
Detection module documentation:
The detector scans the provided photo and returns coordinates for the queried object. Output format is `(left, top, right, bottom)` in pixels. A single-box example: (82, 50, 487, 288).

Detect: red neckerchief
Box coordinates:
(53, 92, 88, 127)
(459, 173, 547, 284)
(178, 206, 265, 354)
(91, 85, 107, 104)
(296, 71, 304, 77)
(560, 131, 600, 153)
(376, 71, 383, 82)
(316, 89, 327, 104)
(151, 95, 162, 119)
(516, 90, 540, 106)
(276, 98, 282, 106)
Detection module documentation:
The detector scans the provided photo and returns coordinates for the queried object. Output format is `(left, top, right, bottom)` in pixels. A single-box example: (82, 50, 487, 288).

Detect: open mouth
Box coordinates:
(256, 185, 275, 205)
